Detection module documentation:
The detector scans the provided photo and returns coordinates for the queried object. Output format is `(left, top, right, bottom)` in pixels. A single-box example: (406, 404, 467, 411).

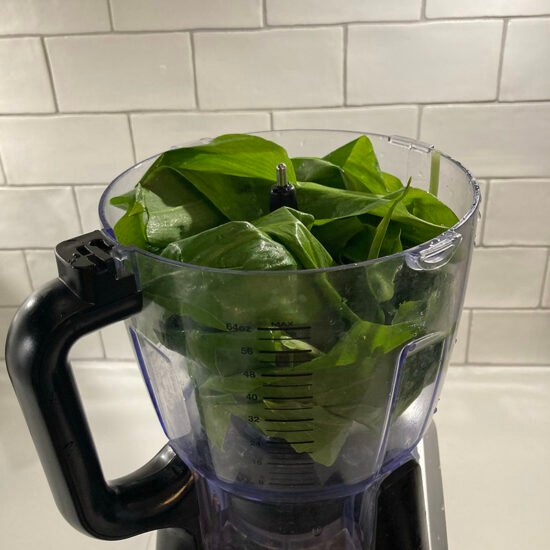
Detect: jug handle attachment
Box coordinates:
(5, 231, 198, 540)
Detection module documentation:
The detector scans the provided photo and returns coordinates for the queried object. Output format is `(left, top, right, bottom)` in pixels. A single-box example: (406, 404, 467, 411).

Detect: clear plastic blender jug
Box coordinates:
(7, 130, 479, 549)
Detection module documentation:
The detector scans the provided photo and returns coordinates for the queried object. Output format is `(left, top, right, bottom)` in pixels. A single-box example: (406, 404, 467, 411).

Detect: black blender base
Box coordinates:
(154, 459, 429, 550)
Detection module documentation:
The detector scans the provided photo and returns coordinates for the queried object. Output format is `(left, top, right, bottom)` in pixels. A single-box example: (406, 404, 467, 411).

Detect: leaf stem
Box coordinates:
(429, 149, 440, 197)
(367, 178, 412, 260)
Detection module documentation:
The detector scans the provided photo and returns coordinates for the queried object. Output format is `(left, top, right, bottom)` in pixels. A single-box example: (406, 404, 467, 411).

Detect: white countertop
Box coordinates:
(1, 362, 549, 550)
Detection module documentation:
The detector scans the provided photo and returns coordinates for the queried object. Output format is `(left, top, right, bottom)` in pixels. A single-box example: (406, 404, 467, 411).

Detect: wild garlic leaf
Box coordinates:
(323, 135, 388, 194)
(112, 188, 148, 249)
(110, 133, 460, 467)
(145, 133, 296, 183)
(368, 177, 412, 260)
(161, 221, 298, 271)
(140, 167, 226, 248)
(252, 207, 334, 269)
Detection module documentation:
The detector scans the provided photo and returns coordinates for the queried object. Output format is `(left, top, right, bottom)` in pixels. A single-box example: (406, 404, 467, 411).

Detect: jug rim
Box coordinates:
(99, 129, 480, 275)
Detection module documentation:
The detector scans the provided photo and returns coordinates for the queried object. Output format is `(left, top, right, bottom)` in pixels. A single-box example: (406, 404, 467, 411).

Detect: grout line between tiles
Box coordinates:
(268, 111, 274, 130)
(538, 249, 550, 307)
(20, 250, 36, 294)
(71, 186, 84, 234)
(5, 100, 550, 118)
(189, 33, 201, 110)
(0, 183, 107, 189)
(126, 114, 137, 163)
(106, 0, 115, 31)
(262, 0, 268, 26)
(0, 153, 7, 183)
(2, 100, 550, 117)
(420, 0, 427, 20)
(495, 18, 510, 100)
(40, 37, 59, 112)
(0, 15, 548, 39)
(342, 24, 349, 106)
(416, 104, 424, 139)
(463, 309, 474, 364)
(475, 245, 549, 252)
(97, 331, 109, 360)
(454, 363, 550, 368)
(479, 180, 490, 245)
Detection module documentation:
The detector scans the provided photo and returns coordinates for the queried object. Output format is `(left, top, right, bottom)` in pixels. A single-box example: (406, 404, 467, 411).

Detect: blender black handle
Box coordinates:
(5, 231, 197, 540)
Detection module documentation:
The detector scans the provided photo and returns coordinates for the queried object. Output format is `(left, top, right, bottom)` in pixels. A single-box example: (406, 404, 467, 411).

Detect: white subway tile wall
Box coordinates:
(0, 308, 17, 359)
(74, 186, 107, 233)
(100, 323, 135, 360)
(543, 258, 550, 307)
(0, 3, 548, 366)
(0, 187, 81, 248)
(421, 104, 550, 177)
(465, 248, 548, 308)
(24, 249, 57, 289)
(110, 0, 263, 31)
(347, 22, 503, 104)
(500, 19, 550, 101)
(484, 180, 550, 245)
(0, 251, 32, 306)
(451, 310, 471, 365)
(426, 0, 550, 18)
(194, 28, 344, 109)
(0, 116, 134, 183)
(266, 0, 422, 25)
(469, 311, 550, 364)
(272, 106, 418, 137)
(0, 0, 111, 35)
(131, 112, 271, 159)
(0, 38, 55, 113)
(46, 34, 196, 112)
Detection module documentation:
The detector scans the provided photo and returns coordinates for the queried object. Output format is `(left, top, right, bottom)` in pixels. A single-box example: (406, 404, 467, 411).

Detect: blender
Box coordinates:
(5, 130, 479, 549)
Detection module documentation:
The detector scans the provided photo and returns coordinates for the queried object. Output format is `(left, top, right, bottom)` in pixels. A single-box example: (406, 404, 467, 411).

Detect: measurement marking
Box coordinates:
(267, 462, 313, 466)
(259, 337, 311, 341)
(263, 396, 312, 400)
(263, 384, 312, 388)
(267, 449, 311, 462)
(264, 407, 313, 411)
(267, 453, 313, 458)
(266, 442, 314, 447)
(259, 359, 311, 365)
(264, 418, 314, 423)
(257, 326, 311, 331)
(269, 472, 316, 477)
(258, 349, 312, 355)
(261, 373, 312, 378)
(266, 429, 313, 433)
(268, 482, 314, 487)
(269, 475, 316, 480)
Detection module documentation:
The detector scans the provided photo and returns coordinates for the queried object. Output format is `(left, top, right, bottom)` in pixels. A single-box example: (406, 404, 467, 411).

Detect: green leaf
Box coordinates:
(381, 172, 404, 192)
(368, 177, 412, 260)
(312, 217, 365, 262)
(108, 133, 461, 469)
(192, 318, 420, 466)
(295, 181, 451, 244)
(112, 188, 148, 249)
(161, 221, 298, 271)
(324, 135, 387, 194)
(401, 187, 457, 227)
(252, 207, 334, 269)
(140, 167, 227, 248)
(292, 157, 346, 189)
(145, 133, 296, 183)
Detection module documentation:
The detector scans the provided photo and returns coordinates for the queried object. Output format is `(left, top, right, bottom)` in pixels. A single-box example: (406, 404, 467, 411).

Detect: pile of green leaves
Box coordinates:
(112, 134, 459, 468)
